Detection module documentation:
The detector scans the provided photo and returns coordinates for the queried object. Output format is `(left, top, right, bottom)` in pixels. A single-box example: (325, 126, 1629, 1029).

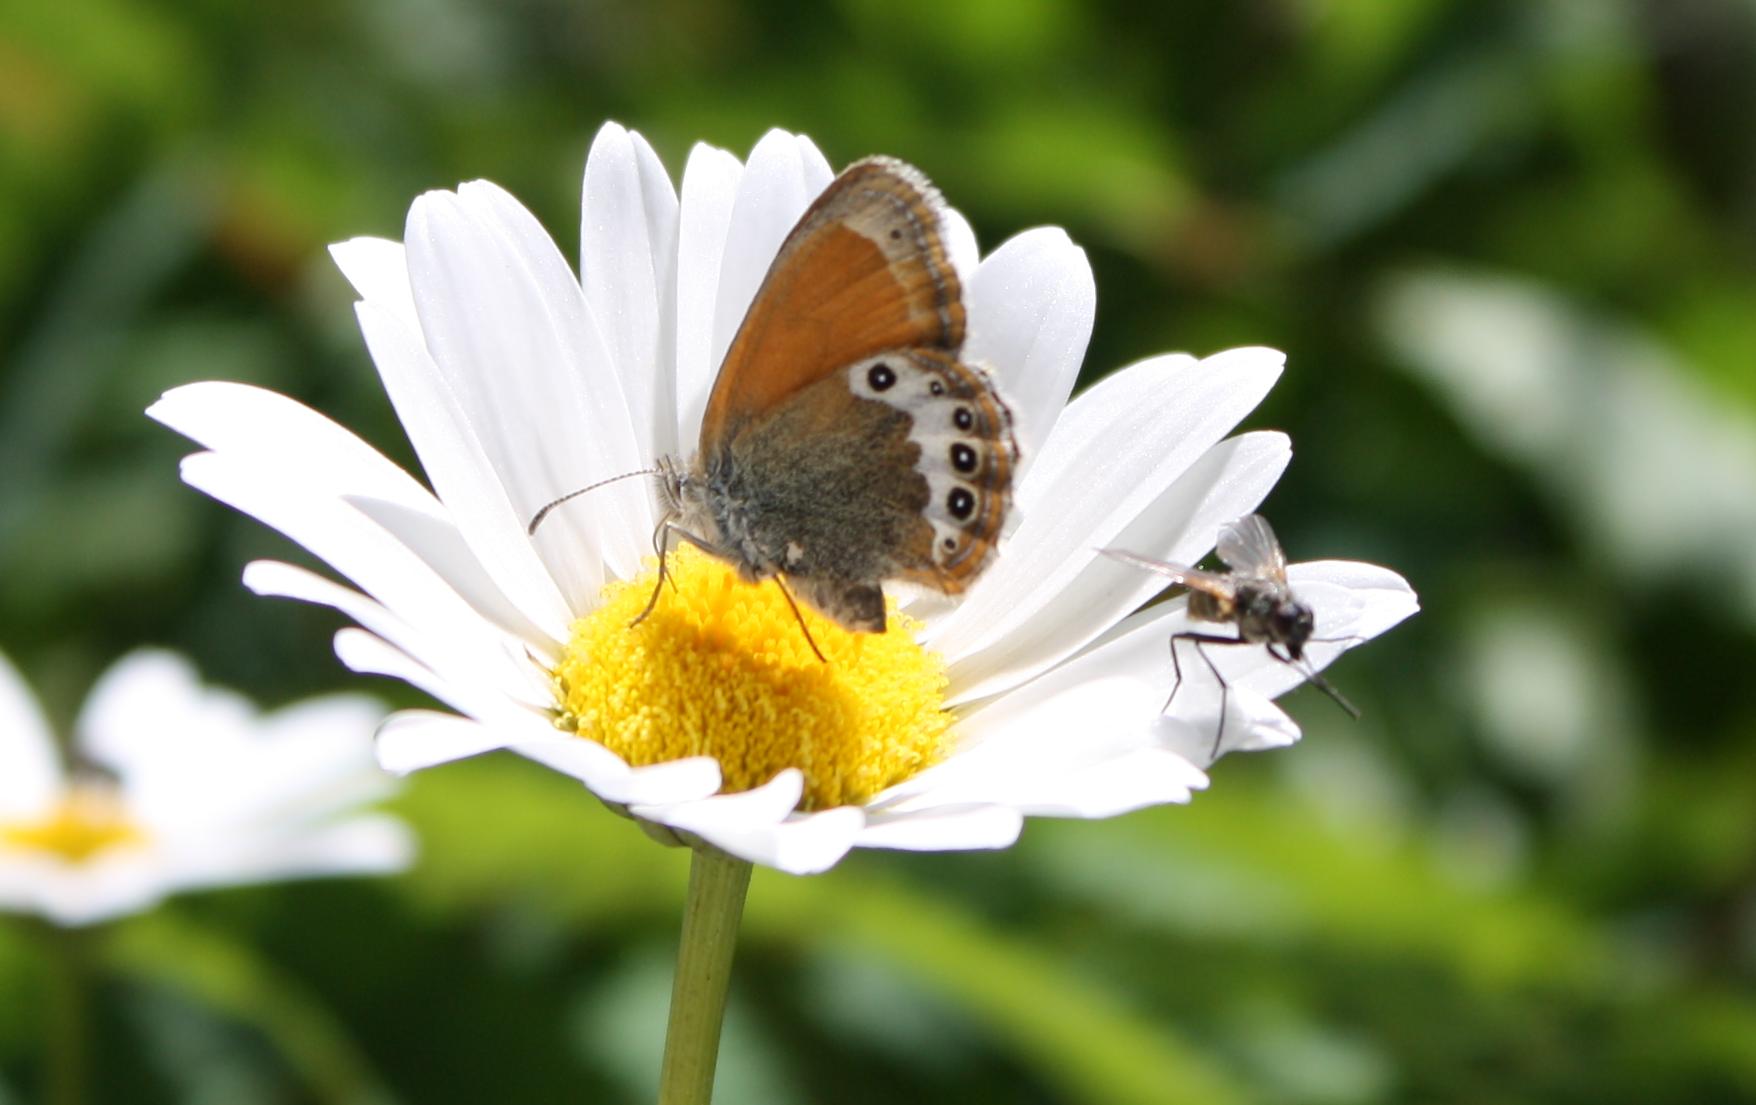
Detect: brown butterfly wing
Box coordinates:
(698, 157, 965, 449)
(718, 349, 1016, 631)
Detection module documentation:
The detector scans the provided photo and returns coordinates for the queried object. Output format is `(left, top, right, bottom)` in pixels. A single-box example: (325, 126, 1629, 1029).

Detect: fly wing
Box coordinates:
(1098, 548, 1238, 602)
(1215, 514, 1288, 582)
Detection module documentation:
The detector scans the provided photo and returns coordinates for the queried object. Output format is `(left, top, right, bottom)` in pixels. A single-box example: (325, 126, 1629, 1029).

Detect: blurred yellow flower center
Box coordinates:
(0, 785, 144, 864)
(554, 545, 954, 811)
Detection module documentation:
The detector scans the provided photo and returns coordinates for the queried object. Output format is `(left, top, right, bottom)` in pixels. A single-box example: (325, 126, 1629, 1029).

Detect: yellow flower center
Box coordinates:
(1, 784, 145, 863)
(554, 545, 954, 810)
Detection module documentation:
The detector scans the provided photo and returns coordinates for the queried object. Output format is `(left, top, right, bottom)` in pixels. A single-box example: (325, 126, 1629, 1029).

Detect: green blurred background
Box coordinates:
(4, 0, 1756, 1101)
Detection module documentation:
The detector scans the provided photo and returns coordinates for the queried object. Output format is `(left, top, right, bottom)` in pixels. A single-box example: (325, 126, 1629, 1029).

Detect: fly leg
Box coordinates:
(1165, 631, 1251, 760)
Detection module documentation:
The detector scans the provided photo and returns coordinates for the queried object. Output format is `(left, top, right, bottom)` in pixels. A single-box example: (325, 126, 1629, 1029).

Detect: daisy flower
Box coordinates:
(148, 123, 1416, 876)
(0, 648, 412, 927)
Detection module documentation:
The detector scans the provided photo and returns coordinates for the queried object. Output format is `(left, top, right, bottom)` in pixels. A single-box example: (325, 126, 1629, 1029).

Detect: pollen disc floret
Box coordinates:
(555, 546, 953, 811)
(1, 784, 144, 864)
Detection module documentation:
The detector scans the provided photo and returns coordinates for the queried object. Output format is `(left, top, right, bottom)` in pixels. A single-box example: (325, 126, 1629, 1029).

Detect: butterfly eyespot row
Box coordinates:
(837, 350, 1016, 578)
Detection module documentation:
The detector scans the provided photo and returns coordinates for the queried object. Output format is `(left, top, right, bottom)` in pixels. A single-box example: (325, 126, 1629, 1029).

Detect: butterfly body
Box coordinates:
(659, 157, 1017, 633)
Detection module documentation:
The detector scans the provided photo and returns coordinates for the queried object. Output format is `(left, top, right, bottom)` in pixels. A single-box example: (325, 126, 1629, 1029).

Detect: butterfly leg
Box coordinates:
(772, 577, 828, 664)
(632, 519, 738, 627)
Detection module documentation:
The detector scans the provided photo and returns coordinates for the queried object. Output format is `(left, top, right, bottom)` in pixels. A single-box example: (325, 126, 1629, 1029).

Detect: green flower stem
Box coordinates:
(658, 845, 753, 1105)
(44, 923, 90, 1105)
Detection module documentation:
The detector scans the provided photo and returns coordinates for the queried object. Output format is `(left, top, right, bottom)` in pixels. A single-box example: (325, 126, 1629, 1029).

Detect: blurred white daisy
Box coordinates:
(0, 649, 412, 927)
(149, 123, 1416, 875)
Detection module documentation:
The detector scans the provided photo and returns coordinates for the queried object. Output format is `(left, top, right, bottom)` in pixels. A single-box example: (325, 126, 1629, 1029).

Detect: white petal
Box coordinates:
(928, 347, 1285, 659)
(709, 130, 835, 375)
(329, 237, 419, 330)
(458, 178, 647, 558)
(946, 431, 1289, 704)
(1006, 746, 1204, 818)
(580, 123, 680, 459)
(75, 650, 253, 780)
(1150, 695, 1302, 770)
(940, 207, 979, 286)
(351, 637, 726, 810)
(853, 804, 1022, 852)
(0, 852, 168, 927)
(514, 738, 723, 806)
(252, 694, 395, 814)
(244, 814, 415, 878)
(159, 814, 414, 889)
(374, 707, 517, 773)
(148, 382, 435, 513)
(452, 180, 658, 580)
(331, 629, 504, 739)
(964, 227, 1095, 481)
(0, 650, 62, 818)
(345, 491, 562, 654)
(405, 187, 650, 599)
(672, 142, 745, 450)
(244, 560, 543, 723)
(883, 676, 1203, 813)
(156, 375, 568, 647)
(353, 301, 574, 641)
(632, 769, 862, 874)
(180, 452, 507, 665)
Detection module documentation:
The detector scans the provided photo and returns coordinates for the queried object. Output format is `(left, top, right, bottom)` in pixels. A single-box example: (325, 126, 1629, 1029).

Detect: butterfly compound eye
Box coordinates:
(867, 362, 896, 391)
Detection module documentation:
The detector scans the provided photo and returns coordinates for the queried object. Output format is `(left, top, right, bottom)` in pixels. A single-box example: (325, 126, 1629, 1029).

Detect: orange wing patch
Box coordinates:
(700, 158, 965, 448)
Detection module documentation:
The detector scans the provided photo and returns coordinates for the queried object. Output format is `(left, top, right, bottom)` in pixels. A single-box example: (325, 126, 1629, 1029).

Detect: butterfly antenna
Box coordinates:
(773, 577, 828, 664)
(528, 467, 660, 535)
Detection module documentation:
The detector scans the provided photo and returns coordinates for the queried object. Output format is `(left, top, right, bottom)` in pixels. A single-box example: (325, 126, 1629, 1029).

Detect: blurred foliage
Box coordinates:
(4, 0, 1756, 1101)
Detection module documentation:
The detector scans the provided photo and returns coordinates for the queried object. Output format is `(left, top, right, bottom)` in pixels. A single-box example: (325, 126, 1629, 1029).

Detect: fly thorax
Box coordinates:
(1234, 581, 1283, 644)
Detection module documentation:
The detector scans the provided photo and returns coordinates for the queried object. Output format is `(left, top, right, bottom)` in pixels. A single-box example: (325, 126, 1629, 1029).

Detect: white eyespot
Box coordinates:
(786, 541, 805, 565)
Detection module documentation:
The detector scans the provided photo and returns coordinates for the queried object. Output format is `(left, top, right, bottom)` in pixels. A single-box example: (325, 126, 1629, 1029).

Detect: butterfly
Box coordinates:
(647, 157, 1019, 638)
(1101, 514, 1359, 755)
